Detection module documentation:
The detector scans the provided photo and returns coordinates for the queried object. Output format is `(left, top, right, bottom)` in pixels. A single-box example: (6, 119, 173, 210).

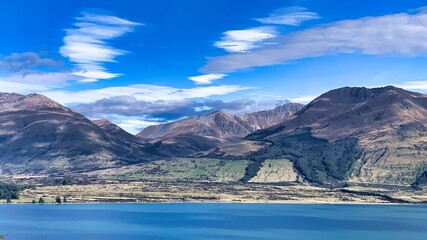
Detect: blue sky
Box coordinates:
(2, 0, 427, 133)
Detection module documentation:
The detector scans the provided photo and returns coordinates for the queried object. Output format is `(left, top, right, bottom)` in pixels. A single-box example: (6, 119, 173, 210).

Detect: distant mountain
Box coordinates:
(0, 93, 159, 175)
(137, 103, 304, 157)
(138, 110, 251, 141)
(206, 86, 427, 186)
(239, 103, 305, 131)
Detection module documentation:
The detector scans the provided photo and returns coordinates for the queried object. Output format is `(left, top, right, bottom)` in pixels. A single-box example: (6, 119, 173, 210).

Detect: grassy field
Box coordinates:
(250, 159, 298, 183)
(3, 157, 427, 204)
(13, 181, 427, 204)
(97, 158, 250, 182)
(0, 196, 57, 204)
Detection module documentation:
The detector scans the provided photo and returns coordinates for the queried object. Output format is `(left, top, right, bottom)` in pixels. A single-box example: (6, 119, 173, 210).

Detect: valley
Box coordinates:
(2, 156, 427, 204)
(1, 86, 427, 204)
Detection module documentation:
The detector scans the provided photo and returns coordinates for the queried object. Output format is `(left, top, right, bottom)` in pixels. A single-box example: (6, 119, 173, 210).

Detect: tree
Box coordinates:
(0, 182, 20, 200)
(32, 199, 37, 204)
(55, 196, 62, 204)
(38, 197, 45, 203)
(63, 196, 67, 203)
(6, 195, 11, 203)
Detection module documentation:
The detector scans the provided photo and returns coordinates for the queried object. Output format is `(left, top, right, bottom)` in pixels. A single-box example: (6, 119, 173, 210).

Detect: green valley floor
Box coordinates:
(2, 158, 427, 204)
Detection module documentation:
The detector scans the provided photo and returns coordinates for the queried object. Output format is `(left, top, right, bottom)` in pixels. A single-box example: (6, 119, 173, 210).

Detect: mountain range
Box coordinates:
(1, 86, 427, 188)
(137, 103, 304, 156)
(202, 86, 427, 186)
(0, 93, 302, 174)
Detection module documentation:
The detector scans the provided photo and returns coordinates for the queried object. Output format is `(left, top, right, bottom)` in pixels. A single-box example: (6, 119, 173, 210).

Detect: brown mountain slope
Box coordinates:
(0, 93, 159, 175)
(137, 103, 304, 157)
(265, 86, 427, 141)
(206, 86, 427, 186)
(139, 110, 251, 141)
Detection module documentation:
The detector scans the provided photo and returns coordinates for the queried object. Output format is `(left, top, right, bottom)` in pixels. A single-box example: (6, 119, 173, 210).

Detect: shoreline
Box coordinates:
(3, 179, 426, 205)
(1, 201, 424, 205)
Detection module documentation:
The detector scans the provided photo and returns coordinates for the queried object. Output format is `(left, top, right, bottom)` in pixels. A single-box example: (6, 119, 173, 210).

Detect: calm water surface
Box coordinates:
(1, 203, 427, 240)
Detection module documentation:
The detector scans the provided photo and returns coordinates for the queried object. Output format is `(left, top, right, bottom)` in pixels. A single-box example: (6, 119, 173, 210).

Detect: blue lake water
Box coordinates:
(1, 203, 427, 240)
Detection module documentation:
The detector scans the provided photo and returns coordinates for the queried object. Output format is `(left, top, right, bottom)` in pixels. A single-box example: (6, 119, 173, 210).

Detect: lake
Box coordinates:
(1, 203, 427, 240)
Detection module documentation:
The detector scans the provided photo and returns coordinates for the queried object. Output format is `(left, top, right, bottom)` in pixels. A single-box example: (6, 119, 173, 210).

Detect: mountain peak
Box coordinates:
(0, 93, 23, 104)
(18, 93, 70, 112)
(252, 85, 427, 142)
(316, 86, 412, 104)
(0, 92, 70, 112)
(206, 109, 229, 116)
(93, 119, 114, 126)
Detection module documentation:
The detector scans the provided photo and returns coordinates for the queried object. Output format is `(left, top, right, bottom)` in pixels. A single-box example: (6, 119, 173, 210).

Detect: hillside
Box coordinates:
(204, 86, 427, 186)
(0, 93, 160, 175)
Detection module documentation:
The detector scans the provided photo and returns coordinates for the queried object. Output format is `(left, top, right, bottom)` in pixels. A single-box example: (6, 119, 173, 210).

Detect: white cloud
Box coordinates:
(0, 81, 50, 93)
(41, 84, 251, 105)
(60, 11, 141, 82)
(289, 95, 317, 103)
(117, 118, 163, 134)
(188, 73, 228, 84)
(214, 27, 277, 53)
(95, 115, 163, 134)
(76, 14, 140, 26)
(0, 52, 62, 72)
(203, 10, 427, 73)
(395, 81, 427, 90)
(255, 6, 319, 26)
(0, 72, 81, 92)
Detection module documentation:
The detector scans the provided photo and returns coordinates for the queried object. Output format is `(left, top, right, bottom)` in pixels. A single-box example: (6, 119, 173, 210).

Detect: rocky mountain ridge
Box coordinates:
(137, 103, 304, 156)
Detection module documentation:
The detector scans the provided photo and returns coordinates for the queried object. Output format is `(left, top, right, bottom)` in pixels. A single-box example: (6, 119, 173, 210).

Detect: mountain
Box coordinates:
(239, 103, 305, 131)
(2, 87, 427, 189)
(137, 103, 304, 157)
(0, 93, 159, 175)
(93, 119, 140, 143)
(137, 110, 254, 157)
(139, 110, 251, 141)
(204, 86, 427, 186)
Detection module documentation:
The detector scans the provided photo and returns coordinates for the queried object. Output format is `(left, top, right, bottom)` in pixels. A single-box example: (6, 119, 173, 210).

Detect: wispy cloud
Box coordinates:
(0, 80, 51, 93)
(289, 95, 317, 103)
(214, 27, 277, 53)
(0, 52, 62, 72)
(41, 84, 251, 105)
(395, 81, 427, 90)
(0, 72, 81, 92)
(202, 10, 427, 73)
(255, 6, 319, 26)
(188, 73, 228, 84)
(60, 10, 142, 82)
